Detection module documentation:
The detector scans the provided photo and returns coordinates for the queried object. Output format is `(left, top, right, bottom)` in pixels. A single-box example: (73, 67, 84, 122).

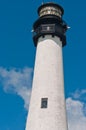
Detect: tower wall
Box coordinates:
(26, 35, 67, 130)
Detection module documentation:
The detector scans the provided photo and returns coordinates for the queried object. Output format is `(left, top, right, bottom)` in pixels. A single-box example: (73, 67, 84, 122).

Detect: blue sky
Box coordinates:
(0, 0, 86, 130)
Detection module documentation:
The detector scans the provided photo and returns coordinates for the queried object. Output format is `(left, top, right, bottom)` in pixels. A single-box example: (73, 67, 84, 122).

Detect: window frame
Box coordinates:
(41, 98, 48, 109)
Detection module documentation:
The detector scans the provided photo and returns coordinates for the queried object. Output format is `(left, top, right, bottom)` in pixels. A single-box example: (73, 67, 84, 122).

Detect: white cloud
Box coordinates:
(70, 89, 86, 101)
(66, 98, 86, 130)
(0, 67, 33, 110)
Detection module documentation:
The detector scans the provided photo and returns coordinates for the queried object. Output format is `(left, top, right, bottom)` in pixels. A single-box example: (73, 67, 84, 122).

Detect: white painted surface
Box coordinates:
(26, 35, 68, 130)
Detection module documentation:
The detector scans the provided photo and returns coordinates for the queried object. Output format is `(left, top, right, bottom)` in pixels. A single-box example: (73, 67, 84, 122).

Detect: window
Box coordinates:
(41, 98, 48, 108)
(41, 24, 55, 32)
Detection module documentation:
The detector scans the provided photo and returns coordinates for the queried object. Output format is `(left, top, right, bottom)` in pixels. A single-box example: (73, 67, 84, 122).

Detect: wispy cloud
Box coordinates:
(0, 67, 33, 109)
(70, 89, 86, 101)
(66, 98, 86, 130)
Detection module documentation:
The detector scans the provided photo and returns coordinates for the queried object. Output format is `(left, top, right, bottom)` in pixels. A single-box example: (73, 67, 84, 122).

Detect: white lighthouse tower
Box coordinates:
(26, 2, 68, 130)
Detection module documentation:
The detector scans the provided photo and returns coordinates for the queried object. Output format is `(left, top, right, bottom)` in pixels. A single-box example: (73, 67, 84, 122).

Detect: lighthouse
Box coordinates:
(26, 2, 68, 130)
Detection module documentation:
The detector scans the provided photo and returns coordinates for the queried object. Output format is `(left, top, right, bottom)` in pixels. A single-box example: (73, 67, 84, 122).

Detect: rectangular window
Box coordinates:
(41, 24, 55, 32)
(41, 98, 48, 108)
